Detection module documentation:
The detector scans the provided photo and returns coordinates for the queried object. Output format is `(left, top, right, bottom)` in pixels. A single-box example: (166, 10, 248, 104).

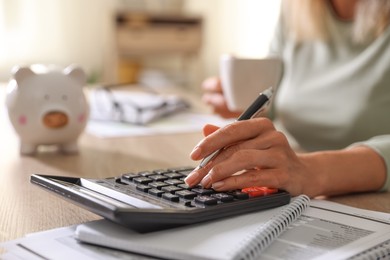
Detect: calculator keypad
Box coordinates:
(117, 167, 273, 208)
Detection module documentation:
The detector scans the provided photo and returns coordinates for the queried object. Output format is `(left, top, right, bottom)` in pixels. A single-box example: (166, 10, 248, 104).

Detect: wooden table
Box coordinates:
(1, 86, 389, 243)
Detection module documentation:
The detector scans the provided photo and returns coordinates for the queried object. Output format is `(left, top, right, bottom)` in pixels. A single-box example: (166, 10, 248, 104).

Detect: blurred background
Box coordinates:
(0, 0, 281, 90)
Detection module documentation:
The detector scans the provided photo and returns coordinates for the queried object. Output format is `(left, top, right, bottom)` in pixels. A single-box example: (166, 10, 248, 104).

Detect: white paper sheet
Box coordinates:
(86, 112, 234, 138)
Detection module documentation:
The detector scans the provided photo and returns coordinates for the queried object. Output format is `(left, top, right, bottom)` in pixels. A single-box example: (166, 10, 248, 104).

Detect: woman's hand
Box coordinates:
(201, 77, 242, 119)
(184, 118, 323, 197)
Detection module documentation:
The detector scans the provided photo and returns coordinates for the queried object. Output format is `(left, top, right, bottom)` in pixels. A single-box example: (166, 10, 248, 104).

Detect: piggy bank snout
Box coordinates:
(43, 111, 69, 129)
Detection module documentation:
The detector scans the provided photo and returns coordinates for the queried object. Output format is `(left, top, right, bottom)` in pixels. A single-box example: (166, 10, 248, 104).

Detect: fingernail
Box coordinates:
(201, 174, 211, 188)
(212, 181, 224, 190)
(184, 170, 199, 186)
(190, 146, 202, 160)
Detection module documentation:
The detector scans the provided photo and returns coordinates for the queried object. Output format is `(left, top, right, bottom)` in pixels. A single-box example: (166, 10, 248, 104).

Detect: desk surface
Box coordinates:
(1, 86, 389, 243)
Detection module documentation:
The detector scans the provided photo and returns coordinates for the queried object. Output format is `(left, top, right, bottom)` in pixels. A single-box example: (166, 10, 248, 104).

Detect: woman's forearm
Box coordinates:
(300, 146, 387, 197)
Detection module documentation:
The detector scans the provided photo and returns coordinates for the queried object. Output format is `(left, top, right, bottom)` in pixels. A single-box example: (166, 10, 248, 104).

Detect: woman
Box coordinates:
(185, 0, 390, 198)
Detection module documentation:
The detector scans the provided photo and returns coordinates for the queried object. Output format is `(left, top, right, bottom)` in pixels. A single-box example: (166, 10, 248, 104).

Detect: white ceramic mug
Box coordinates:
(219, 54, 282, 111)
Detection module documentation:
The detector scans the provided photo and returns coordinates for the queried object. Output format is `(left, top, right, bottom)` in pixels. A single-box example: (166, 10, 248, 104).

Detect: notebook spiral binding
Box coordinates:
(231, 194, 311, 260)
(348, 239, 390, 260)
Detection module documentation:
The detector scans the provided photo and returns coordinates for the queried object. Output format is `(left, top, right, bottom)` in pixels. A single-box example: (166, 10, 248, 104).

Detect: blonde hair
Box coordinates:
(282, 0, 390, 43)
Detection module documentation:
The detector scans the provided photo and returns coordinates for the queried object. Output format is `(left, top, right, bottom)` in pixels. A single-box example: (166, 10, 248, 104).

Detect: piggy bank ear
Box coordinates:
(64, 65, 86, 85)
(13, 66, 36, 83)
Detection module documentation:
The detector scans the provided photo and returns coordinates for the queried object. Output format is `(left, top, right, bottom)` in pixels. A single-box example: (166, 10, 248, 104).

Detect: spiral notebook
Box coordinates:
(75, 195, 310, 260)
(348, 238, 390, 260)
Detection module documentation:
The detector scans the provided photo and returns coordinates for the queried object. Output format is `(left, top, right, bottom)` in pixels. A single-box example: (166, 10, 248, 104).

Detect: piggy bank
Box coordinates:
(5, 65, 88, 155)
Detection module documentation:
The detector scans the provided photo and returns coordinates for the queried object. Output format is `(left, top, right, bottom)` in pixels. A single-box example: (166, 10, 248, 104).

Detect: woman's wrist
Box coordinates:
(299, 147, 386, 197)
(297, 153, 328, 197)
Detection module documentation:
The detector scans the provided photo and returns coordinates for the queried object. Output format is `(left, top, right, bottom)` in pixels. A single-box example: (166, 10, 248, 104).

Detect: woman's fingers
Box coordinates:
(184, 161, 213, 187)
(211, 168, 284, 190)
(185, 118, 306, 196)
(202, 124, 220, 137)
(200, 147, 280, 188)
(186, 125, 283, 188)
(201, 92, 226, 107)
(193, 118, 275, 161)
(201, 77, 223, 92)
(201, 77, 242, 118)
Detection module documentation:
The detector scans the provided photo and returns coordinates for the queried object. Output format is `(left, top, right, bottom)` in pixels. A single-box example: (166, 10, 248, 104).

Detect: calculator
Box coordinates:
(31, 166, 290, 232)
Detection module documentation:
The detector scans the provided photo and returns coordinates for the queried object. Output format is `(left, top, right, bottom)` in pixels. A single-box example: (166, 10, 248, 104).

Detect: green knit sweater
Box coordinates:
(269, 9, 390, 191)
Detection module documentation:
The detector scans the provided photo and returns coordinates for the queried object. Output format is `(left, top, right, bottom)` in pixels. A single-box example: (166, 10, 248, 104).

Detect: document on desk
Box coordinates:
(2, 199, 389, 260)
(88, 89, 191, 125)
(86, 112, 234, 138)
(82, 85, 236, 138)
(262, 200, 390, 260)
(0, 225, 156, 260)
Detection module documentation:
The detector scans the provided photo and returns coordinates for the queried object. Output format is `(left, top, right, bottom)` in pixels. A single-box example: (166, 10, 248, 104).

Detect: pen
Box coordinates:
(197, 86, 274, 169)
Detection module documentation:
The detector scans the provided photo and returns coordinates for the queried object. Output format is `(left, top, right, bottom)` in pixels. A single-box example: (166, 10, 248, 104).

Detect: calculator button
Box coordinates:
(163, 172, 184, 179)
(176, 190, 197, 200)
(241, 187, 278, 197)
(228, 191, 249, 200)
(148, 181, 169, 189)
(211, 193, 234, 202)
(148, 175, 169, 182)
(177, 183, 191, 190)
(133, 177, 153, 185)
(164, 179, 184, 185)
(138, 171, 155, 177)
(115, 177, 123, 183)
(162, 193, 180, 202)
(153, 169, 172, 175)
(136, 184, 151, 192)
(121, 173, 138, 181)
(148, 188, 165, 197)
(192, 188, 215, 196)
(195, 195, 218, 205)
(182, 200, 194, 207)
(161, 185, 183, 194)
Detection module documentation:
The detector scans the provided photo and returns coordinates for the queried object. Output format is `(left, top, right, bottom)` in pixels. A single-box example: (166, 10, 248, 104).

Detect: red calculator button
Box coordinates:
(241, 187, 278, 197)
